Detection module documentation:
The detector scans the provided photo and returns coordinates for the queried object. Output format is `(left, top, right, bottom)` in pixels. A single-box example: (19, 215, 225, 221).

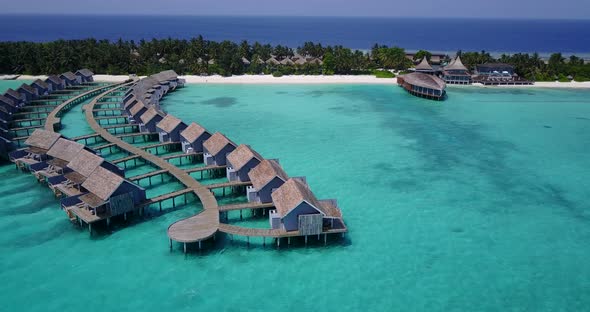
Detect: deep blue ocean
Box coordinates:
(1, 15, 589, 54)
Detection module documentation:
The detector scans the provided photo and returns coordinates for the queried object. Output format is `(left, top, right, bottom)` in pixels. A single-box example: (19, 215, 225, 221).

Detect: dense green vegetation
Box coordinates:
(459, 51, 590, 81)
(0, 37, 588, 81)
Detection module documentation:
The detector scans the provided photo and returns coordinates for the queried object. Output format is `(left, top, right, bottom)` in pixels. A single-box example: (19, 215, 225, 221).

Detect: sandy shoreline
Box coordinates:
(10, 74, 590, 89)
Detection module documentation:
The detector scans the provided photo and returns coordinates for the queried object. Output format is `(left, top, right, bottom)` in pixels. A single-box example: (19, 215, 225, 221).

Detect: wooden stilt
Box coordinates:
(183, 242, 187, 254)
(324, 233, 327, 246)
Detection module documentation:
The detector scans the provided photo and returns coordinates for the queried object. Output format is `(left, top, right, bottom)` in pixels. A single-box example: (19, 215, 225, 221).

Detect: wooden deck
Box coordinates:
(116, 132, 158, 139)
(218, 223, 347, 238)
(206, 181, 251, 190)
(84, 84, 220, 244)
(161, 152, 201, 161)
(218, 202, 274, 212)
(184, 165, 226, 174)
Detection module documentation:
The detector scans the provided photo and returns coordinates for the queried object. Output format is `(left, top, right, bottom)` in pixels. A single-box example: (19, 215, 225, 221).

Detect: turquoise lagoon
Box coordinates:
(0, 81, 589, 311)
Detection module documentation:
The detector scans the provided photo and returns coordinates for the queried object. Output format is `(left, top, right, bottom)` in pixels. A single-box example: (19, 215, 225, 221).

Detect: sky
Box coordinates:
(2, 0, 589, 19)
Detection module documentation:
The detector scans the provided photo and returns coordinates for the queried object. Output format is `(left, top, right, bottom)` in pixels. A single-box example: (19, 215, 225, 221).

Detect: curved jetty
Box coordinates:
(8, 69, 347, 253)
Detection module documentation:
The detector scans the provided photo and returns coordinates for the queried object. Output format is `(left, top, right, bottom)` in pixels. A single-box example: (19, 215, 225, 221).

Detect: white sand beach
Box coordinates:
(12, 74, 590, 88)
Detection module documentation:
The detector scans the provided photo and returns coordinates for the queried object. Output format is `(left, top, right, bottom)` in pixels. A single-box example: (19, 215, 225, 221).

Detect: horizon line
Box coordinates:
(0, 13, 589, 21)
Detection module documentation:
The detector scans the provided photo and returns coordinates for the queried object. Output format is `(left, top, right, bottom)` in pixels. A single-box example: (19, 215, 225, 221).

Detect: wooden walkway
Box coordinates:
(45, 84, 117, 131)
(140, 188, 193, 207)
(218, 202, 274, 212)
(184, 165, 226, 174)
(206, 181, 251, 190)
(116, 132, 158, 139)
(84, 84, 220, 245)
(71, 133, 101, 141)
(161, 152, 201, 161)
(128, 169, 169, 182)
(112, 154, 142, 164)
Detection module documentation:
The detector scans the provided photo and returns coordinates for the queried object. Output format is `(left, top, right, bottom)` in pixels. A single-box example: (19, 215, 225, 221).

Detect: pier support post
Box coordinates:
(106, 217, 110, 228)
(88, 223, 92, 235)
(324, 234, 327, 246)
(124, 212, 127, 221)
(169, 239, 172, 251)
(305, 235, 308, 246)
(288, 237, 291, 245)
(183, 243, 187, 254)
(199, 241, 202, 250)
(277, 238, 280, 248)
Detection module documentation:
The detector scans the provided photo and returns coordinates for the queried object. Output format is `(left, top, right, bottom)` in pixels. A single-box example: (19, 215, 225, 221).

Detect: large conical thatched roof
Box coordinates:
(415, 57, 433, 71)
(444, 56, 468, 71)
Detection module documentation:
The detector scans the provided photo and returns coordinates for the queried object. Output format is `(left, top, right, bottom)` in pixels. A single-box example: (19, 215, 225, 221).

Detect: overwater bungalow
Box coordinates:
(414, 57, 435, 74)
(180, 122, 211, 153)
(129, 101, 148, 122)
(442, 56, 471, 84)
(139, 107, 164, 133)
(9, 129, 62, 169)
(45, 75, 65, 91)
(203, 132, 237, 166)
(226, 144, 264, 182)
(269, 178, 345, 234)
(75, 69, 94, 83)
(247, 159, 288, 203)
(60, 72, 78, 87)
(17, 83, 38, 103)
(156, 114, 187, 142)
(62, 167, 147, 222)
(31, 79, 50, 96)
(397, 72, 447, 101)
(0, 95, 17, 114)
(49, 149, 123, 197)
(0, 104, 12, 122)
(4, 89, 24, 107)
(31, 138, 86, 181)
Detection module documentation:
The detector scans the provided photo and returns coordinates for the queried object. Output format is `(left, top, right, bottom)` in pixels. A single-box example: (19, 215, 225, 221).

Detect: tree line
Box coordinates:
(0, 37, 588, 81)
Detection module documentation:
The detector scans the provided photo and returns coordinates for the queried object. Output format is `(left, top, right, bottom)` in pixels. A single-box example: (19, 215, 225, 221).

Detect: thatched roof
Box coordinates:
(81, 166, 124, 201)
(156, 114, 184, 133)
(124, 97, 138, 109)
(60, 71, 77, 81)
(32, 79, 49, 89)
(47, 138, 85, 162)
(129, 101, 147, 116)
(0, 95, 15, 107)
(295, 58, 307, 65)
(242, 57, 251, 65)
(24, 129, 61, 150)
(152, 70, 178, 83)
(180, 122, 209, 143)
(140, 107, 164, 124)
(75, 69, 94, 77)
(415, 57, 433, 71)
(266, 57, 280, 65)
(203, 132, 236, 157)
(226, 144, 263, 171)
(248, 159, 288, 190)
(444, 56, 468, 71)
(18, 83, 37, 94)
(5, 88, 22, 99)
(280, 58, 295, 65)
(67, 149, 104, 177)
(400, 72, 446, 91)
(309, 58, 323, 65)
(46, 75, 63, 85)
(271, 178, 341, 218)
